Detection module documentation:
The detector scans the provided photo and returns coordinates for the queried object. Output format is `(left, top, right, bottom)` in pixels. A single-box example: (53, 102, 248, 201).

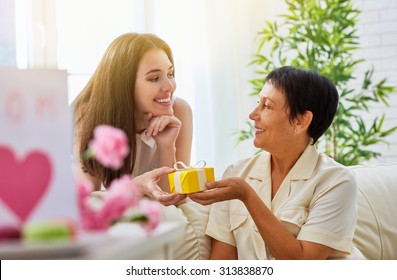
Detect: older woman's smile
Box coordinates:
(255, 127, 265, 135)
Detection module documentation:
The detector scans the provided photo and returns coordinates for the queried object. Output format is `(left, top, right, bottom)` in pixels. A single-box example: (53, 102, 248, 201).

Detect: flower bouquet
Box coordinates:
(77, 125, 161, 234)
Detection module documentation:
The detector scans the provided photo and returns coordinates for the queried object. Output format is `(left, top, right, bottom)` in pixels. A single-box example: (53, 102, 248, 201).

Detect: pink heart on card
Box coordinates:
(0, 146, 52, 223)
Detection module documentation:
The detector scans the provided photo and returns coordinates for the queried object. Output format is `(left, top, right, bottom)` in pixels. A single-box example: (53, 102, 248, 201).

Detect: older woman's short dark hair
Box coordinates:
(265, 66, 339, 144)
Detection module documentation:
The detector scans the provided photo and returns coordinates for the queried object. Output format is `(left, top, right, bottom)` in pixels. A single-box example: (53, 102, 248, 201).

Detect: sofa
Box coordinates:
(350, 163, 397, 260)
(171, 162, 397, 260)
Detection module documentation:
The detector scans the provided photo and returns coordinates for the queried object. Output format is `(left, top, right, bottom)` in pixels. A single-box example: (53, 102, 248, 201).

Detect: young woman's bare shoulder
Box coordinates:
(173, 97, 192, 117)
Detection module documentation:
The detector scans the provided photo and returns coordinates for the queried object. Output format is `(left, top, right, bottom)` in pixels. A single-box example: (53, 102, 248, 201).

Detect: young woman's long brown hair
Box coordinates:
(73, 33, 174, 187)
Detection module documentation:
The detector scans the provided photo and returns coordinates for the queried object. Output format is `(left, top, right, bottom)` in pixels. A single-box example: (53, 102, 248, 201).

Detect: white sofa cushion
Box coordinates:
(161, 199, 211, 260)
(350, 163, 397, 260)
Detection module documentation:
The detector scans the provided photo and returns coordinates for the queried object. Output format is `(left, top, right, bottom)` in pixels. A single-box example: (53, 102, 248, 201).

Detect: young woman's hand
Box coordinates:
(144, 113, 181, 148)
(132, 166, 186, 206)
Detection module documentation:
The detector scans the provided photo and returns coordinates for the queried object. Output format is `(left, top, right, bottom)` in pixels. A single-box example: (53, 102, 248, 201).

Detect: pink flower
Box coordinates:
(77, 176, 142, 231)
(77, 124, 163, 233)
(76, 180, 93, 216)
(138, 199, 162, 234)
(89, 125, 129, 170)
(80, 211, 109, 231)
(76, 180, 109, 231)
(101, 175, 142, 222)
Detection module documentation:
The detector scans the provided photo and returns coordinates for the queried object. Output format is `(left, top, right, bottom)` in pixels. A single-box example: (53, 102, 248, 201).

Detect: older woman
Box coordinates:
(189, 66, 364, 260)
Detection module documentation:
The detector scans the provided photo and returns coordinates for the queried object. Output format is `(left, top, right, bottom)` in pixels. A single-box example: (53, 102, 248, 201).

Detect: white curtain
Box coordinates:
(8, 0, 397, 176)
(144, 0, 287, 176)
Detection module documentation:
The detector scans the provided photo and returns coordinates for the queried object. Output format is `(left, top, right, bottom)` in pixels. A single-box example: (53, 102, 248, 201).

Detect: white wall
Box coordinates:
(352, 0, 397, 164)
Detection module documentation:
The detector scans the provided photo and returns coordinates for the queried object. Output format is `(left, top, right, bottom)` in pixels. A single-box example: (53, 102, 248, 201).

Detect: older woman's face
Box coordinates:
(134, 48, 176, 117)
(249, 82, 295, 152)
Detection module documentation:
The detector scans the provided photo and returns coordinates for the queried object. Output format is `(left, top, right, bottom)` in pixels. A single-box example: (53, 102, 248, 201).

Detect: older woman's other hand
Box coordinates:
(133, 166, 186, 206)
(188, 177, 253, 205)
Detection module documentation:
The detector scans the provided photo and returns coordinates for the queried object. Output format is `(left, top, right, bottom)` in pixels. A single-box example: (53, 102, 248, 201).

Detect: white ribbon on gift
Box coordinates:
(173, 160, 206, 170)
(172, 160, 207, 193)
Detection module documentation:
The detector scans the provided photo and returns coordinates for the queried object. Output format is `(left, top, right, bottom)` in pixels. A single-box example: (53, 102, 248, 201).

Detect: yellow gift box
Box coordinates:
(168, 161, 215, 194)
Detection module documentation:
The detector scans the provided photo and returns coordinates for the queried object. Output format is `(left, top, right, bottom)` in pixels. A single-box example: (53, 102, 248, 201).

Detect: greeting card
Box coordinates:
(0, 68, 78, 228)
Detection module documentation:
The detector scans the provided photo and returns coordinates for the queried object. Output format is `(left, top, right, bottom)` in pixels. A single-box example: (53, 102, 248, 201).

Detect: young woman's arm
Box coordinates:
(173, 97, 193, 165)
(145, 97, 193, 192)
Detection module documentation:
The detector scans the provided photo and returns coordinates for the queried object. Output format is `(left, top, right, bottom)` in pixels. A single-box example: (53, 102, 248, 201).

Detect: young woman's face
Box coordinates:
(134, 48, 176, 117)
(249, 82, 295, 152)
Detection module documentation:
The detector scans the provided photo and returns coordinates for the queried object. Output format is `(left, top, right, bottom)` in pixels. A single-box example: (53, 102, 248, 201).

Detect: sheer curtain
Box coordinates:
(16, 0, 286, 177)
(142, 0, 287, 176)
(8, 0, 397, 175)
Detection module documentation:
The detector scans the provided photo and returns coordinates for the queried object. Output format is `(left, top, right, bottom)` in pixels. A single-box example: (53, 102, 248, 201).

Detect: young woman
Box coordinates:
(73, 33, 213, 260)
(73, 33, 192, 206)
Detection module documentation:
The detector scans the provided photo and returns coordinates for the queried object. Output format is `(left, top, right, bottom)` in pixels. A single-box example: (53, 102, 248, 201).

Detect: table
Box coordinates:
(0, 222, 184, 260)
(82, 222, 184, 259)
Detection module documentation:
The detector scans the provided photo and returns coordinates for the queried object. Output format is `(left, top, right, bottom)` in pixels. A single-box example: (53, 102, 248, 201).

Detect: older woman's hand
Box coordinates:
(133, 166, 186, 206)
(188, 177, 253, 205)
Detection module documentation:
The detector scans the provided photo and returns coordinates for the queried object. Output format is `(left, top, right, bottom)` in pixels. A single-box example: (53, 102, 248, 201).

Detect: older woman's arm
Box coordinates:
(242, 184, 333, 260)
(189, 177, 333, 260)
(209, 238, 238, 260)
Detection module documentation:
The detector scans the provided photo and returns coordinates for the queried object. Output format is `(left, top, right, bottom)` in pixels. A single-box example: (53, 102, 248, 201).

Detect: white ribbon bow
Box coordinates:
(173, 160, 206, 170)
